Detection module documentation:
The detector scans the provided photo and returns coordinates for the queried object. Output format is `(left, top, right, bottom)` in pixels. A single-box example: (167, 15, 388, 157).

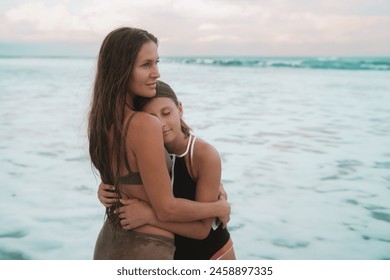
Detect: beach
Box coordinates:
(1, 56, 390, 259)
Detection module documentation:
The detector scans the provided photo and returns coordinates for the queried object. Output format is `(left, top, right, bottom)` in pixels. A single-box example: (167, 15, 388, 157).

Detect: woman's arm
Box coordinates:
(118, 199, 212, 239)
(129, 113, 229, 223)
(98, 181, 227, 208)
(106, 180, 229, 238)
(118, 139, 227, 239)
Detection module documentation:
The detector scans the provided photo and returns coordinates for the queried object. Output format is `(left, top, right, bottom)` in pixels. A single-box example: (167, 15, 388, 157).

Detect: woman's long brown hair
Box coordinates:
(88, 27, 158, 225)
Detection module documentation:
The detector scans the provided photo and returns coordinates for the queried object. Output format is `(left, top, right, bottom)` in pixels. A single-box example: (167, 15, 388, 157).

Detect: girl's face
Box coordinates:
(128, 40, 160, 98)
(142, 97, 184, 144)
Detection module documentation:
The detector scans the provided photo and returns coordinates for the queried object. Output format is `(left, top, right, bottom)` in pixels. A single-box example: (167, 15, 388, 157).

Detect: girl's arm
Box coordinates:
(97, 183, 117, 207)
(129, 113, 229, 223)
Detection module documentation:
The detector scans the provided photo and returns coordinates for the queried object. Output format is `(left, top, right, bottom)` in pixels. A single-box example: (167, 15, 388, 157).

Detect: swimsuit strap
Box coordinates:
(176, 134, 197, 179)
(170, 134, 197, 187)
(189, 135, 197, 168)
(123, 112, 137, 173)
(176, 134, 193, 158)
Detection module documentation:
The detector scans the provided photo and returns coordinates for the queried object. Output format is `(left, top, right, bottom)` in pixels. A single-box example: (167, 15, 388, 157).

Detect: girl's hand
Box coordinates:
(118, 199, 156, 230)
(97, 182, 117, 207)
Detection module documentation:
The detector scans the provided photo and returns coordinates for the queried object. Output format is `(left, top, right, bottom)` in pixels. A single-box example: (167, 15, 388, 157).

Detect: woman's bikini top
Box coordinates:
(119, 112, 172, 185)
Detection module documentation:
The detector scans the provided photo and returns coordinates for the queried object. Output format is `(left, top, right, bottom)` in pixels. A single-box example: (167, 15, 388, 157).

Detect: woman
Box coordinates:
(88, 27, 230, 260)
(99, 81, 236, 260)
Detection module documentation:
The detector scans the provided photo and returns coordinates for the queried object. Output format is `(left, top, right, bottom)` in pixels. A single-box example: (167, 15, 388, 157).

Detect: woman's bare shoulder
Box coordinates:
(128, 112, 161, 132)
(124, 112, 163, 152)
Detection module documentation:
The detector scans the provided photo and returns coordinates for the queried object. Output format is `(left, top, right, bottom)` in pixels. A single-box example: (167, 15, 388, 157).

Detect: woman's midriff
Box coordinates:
(121, 185, 174, 239)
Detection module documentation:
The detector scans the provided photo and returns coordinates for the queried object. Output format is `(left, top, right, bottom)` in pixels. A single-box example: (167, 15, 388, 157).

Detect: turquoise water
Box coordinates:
(161, 56, 390, 71)
(1, 56, 390, 259)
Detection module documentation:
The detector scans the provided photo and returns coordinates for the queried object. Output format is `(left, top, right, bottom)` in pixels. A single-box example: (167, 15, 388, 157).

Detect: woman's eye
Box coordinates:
(142, 63, 150, 68)
(162, 111, 170, 116)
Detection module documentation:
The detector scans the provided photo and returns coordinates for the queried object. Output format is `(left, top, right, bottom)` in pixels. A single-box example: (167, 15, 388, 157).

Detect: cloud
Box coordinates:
(5, 1, 87, 31)
(173, 0, 238, 19)
(2, 0, 139, 41)
(198, 23, 219, 31)
(0, 0, 389, 55)
(196, 34, 239, 42)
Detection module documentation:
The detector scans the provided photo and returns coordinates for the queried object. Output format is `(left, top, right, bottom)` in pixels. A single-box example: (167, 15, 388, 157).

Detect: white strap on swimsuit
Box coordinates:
(170, 134, 196, 189)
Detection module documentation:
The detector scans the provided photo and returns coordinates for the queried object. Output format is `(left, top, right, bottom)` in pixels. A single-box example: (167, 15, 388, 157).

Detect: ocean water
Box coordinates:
(1, 56, 389, 260)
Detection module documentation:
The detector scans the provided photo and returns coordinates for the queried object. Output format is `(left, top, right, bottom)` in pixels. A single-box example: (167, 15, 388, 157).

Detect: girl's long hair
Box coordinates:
(88, 27, 158, 225)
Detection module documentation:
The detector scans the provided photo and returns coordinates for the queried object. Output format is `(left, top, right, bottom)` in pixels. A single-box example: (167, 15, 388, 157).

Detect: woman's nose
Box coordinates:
(151, 65, 160, 79)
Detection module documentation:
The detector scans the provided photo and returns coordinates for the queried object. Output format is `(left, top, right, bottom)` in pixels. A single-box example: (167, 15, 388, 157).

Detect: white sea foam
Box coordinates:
(1, 57, 389, 259)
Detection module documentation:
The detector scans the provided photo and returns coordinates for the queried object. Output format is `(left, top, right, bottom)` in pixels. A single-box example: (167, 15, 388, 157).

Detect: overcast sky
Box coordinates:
(1, 0, 389, 56)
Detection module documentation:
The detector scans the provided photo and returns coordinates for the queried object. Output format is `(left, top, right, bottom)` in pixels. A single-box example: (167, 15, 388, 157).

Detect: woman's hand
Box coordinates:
(218, 182, 228, 201)
(218, 196, 231, 228)
(118, 199, 156, 230)
(97, 182, 117, 207)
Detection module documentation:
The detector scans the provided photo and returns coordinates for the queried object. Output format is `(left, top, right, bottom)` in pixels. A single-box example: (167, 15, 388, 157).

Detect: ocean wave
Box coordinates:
(161, 57, 390, 71)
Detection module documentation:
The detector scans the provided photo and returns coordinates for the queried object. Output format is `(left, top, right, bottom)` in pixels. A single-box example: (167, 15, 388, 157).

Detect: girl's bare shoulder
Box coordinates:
(193, 137, 220, 163)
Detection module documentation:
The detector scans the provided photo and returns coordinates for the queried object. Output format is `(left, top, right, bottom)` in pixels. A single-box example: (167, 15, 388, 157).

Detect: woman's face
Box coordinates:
(142, 97, 183, 144)
(128, 40, 160, 98)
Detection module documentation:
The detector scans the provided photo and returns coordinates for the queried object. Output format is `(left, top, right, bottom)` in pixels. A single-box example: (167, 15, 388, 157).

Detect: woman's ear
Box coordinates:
(178, 101, 184, 118)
